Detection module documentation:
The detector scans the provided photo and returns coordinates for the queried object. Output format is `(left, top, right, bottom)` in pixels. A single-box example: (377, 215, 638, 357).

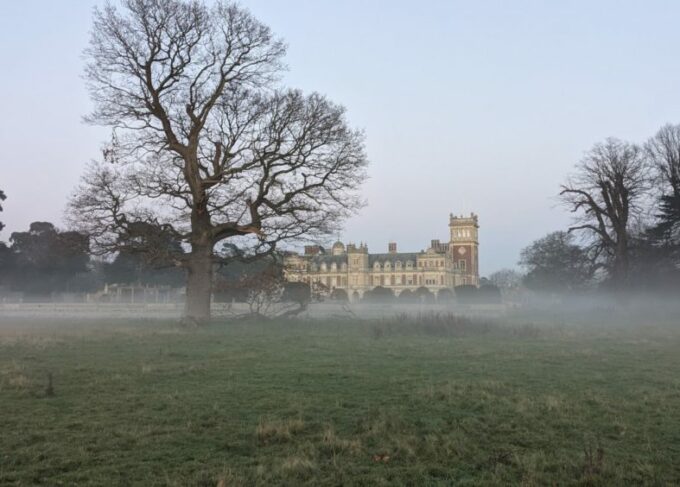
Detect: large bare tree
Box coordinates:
(560, 138, 649, 287)
(69, 0, 367, 322)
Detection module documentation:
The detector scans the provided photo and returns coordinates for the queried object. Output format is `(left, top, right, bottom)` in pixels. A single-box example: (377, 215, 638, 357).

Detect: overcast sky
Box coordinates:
(2, 1, 680, 275)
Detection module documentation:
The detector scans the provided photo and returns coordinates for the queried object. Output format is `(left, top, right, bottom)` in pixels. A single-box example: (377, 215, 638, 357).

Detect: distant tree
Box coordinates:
(519, 231, 593, 293)
(282, 281, 312, 306)
(8, 222, 90, 295)
(104, 251, 185, 287)
(437, 288, 454, 304)
(0, 189, 5, 233)
(487, 268, 523, 290)
(628, 234, 680, 292)
(560, 138, 650, 287)
(102, 222, 185, 287)
(70, 0, 367, 323)
(0, 242, 12, 286)
(0, 190, 9, 286)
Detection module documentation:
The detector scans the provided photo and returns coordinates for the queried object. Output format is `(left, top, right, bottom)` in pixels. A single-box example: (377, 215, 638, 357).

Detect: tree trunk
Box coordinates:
(185, 243, 213, 323)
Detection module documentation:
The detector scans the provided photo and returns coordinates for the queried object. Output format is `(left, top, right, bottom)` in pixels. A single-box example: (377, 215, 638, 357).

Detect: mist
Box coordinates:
(2, 0, 680, 485)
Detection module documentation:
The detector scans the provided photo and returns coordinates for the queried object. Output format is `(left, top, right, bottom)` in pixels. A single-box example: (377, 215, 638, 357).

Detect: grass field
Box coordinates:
(1, 312, 680, 486)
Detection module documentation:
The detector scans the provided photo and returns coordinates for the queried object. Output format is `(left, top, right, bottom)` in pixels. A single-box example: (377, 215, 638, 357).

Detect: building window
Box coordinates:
(459, 259, 466, 271)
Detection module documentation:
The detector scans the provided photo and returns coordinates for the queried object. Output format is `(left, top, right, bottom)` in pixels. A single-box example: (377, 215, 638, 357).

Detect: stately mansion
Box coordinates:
(284, 213, 480, 299)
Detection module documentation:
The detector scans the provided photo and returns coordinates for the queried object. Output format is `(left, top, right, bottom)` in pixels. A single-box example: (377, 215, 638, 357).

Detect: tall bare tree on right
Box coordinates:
(560, 138, 650, 288)
(645, 123, 680, 245)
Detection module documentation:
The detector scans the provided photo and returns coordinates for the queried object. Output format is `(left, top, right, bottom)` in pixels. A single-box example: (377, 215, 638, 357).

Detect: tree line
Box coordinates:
(0, 215, 289, 299)
(491, 125, 680, 295)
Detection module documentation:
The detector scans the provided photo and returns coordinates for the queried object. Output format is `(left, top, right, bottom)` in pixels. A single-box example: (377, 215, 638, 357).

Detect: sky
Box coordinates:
(1, 1, 680, 275)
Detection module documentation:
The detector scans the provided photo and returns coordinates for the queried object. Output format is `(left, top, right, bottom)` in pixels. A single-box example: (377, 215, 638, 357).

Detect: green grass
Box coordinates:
(1, 315, 680, 486)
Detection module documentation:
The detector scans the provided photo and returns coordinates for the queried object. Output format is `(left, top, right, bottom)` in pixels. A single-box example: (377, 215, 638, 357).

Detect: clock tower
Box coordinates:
(449, 213, 479, 285)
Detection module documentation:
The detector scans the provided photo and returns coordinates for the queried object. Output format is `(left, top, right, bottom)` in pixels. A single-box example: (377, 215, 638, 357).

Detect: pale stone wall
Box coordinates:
(284, 213, 480, 299)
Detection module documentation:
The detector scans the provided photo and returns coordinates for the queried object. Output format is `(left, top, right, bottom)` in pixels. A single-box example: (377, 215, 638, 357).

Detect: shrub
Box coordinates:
(363, 286, 394, 303)
(454, 285, 478, 304)
(437, 288, 454, 304)
(281, 282, 311, 306)
(478, 284, 502, 304)
(398, 289, 416, 303)
(414, 286, 435, 304)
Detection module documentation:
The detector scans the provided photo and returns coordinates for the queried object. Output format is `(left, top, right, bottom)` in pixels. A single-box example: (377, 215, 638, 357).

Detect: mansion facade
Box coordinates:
(284, 213, 480, 299)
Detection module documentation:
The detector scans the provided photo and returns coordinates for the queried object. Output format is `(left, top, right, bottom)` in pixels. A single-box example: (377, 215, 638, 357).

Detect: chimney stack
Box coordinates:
(388, 242, 397, 254)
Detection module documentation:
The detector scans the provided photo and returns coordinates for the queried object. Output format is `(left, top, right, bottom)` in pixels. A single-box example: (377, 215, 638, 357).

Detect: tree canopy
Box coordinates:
(519, 231, 593, 293)
(560, 138, 649, 287)
(645, 124, 680, 251)
(70, 0, 367, 321)
(6, 222, 90, 295)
